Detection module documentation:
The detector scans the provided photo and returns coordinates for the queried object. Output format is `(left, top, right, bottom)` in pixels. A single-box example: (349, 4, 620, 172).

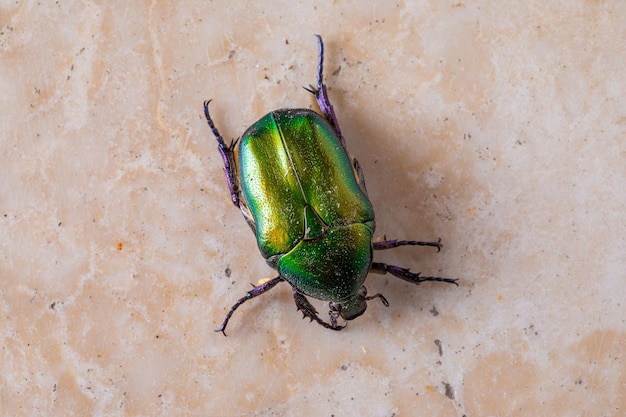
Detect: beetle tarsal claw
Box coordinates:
(331, 320, 348, 330)
(303, 84, 319, 96)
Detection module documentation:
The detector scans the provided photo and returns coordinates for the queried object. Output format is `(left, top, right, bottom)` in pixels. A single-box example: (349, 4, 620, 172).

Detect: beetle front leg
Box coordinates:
(292, 291, 345, 331)
(370, 262, 458, 286)
(373, 238, 442, 252)
(215, 276, 283, 336)
(203, 100, 240, 207)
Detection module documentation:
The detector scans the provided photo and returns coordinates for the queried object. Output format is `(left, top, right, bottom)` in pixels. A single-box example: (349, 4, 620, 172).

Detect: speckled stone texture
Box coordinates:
(1, 1, 625, 416)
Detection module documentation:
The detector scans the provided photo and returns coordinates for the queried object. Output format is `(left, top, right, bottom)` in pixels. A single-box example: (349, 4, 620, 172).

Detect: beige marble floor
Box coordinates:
(2, 1, 625, 416)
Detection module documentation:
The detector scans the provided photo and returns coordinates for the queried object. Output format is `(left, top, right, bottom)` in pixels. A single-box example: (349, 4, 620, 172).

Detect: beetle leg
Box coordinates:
(215, 276, 283, 336)
(303, 35, 346, 149)
(365, 293, 390, 307)
(203, 100, 240, 207)
(328, 302, 342, 328)
(352, 157, 369, 197)
(373, 237, 443, 252)
(293, 291, 345, 331)
(370, 262, 459, 286)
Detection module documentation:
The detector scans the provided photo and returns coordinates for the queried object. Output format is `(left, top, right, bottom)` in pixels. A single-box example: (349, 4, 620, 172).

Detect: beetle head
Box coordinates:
(331, 286, 389, 322)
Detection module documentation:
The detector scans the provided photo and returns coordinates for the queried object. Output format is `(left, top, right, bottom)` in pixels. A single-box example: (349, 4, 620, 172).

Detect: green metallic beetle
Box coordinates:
(204, 35, 457, 335)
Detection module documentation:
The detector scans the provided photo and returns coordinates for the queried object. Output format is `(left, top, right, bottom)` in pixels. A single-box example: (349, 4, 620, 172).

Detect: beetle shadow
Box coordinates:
(320, 88, 465, 311)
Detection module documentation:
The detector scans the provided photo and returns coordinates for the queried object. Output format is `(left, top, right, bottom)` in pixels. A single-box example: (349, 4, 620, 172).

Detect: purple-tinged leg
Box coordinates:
(365, 292, 390, 307)
(373, 238, 442, 252)
(304, 35, 346, 149)
(203, 100, 240, 207)
(293, 291, 345, 331)
(215, 276, 283, 336)
(352, 157, 369, 197)
(370, 262, 458, 286)
(304, 36, 370, 197)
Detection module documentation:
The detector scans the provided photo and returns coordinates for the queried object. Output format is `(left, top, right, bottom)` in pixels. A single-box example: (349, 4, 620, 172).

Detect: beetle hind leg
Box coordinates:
(293, 291, 345, 331)
(370, 262, 458, 286)
(373, 237, 443, 252)
(215, 276, 283, 336)
(203, 100, 240, 207)
(303, 35, 346, 149)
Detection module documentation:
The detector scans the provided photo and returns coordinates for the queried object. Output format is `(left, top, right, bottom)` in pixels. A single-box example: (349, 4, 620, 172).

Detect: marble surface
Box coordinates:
(1, 1, 625, 416)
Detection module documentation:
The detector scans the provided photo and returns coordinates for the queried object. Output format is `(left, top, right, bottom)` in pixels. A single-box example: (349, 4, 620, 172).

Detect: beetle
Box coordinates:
(204, 35, 457, 335)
